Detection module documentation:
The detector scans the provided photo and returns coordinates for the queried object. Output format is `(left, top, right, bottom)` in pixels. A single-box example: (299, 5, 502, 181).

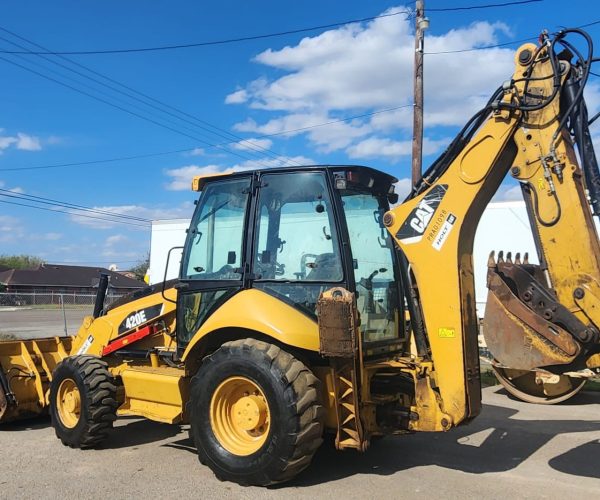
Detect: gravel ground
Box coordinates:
(1, 386, 599, 499)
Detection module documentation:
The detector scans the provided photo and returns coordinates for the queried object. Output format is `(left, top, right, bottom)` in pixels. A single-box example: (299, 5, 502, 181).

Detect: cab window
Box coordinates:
(341, 190, 401, 343)
(183, 178, 250, 280)
(254, 172, 343, 282)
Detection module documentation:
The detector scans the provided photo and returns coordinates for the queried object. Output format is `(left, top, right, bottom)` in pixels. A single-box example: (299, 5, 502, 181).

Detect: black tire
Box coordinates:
(49, 355, 118, 448)
(189, 338, 324, 486)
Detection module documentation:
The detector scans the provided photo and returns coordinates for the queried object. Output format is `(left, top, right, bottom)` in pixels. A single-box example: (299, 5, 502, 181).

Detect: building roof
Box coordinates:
(0, 264, 145, 289)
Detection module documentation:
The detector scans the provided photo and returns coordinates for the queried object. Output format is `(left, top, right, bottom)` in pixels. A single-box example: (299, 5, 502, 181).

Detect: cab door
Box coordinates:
(176, 176, 252, 354)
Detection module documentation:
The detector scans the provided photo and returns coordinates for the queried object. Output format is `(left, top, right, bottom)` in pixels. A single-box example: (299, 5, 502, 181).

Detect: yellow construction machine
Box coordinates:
(2, 27, 600, 485)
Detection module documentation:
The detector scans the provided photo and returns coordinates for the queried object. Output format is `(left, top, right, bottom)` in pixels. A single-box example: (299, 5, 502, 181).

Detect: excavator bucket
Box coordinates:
(482, 252, 580, 370)
(0, 336, 72, 423)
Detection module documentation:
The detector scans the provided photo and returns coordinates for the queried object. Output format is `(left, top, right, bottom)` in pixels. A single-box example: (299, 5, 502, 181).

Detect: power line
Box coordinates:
(426, 0, 542, 12)
(0, 104, 413, 172)
(0, 11, 409, 55)
(0, 54, 275, 168)
(0, 26, 303, 168)
(426, 19, 600, 55)
(0, 188, 151, 222)
(425, 36, 536, 55)
(0, 198, 150, 228)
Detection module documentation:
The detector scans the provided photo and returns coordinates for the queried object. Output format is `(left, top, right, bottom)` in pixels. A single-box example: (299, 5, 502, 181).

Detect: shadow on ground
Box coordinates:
(548, 439, 600, 479)
(3, 388, 599, 484)
(280, 390, 600, 488)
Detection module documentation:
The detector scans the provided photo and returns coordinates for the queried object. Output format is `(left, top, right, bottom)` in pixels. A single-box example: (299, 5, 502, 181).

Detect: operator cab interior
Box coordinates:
(181, 166, 408, 357)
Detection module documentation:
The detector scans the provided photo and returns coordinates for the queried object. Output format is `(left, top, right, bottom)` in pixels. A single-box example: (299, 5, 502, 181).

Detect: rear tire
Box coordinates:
(189, 338, 324, 486)
(49, 355, 118, 448)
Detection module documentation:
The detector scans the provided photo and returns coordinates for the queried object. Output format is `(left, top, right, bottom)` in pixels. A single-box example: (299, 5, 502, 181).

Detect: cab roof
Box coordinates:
(191, 165, 398, 192)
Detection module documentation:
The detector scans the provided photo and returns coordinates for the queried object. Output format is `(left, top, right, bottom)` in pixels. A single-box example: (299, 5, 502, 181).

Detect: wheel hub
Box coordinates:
(57, 379, 81, 428)
(210, 376, 271, 456)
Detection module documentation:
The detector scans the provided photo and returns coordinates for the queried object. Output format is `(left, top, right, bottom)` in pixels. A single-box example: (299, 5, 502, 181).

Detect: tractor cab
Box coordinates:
(177, 166, 408, 358)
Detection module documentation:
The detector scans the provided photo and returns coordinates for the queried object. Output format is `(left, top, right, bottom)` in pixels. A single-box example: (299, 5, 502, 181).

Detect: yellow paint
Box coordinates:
(0, 337, 72, 423)
(192, 171, 233, 191)
(209, 376, 271, 456)
(182, 289, 319, 361)
(56, 378, 81, 429)
(117, 365, 188, 424)
(71, 287, 178, 358)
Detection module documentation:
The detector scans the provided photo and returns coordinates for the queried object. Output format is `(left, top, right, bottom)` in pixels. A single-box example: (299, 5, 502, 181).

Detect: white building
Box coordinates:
(149, 201, 540, 313)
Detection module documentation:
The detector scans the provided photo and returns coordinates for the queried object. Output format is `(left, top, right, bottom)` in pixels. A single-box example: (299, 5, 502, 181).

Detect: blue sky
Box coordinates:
(1, 0, 599, 269)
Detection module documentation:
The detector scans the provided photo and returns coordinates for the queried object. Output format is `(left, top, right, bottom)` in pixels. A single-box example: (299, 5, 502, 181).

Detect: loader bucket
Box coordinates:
(0, 336, 72, 423)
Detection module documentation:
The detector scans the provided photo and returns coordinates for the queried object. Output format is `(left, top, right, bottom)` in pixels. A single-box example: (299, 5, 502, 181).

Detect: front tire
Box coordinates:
(189, 338, 324, 486)
(49, 355, 118, 448)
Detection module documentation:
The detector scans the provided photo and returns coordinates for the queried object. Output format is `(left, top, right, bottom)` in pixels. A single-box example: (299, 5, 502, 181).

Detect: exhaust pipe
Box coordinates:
(93, 272, 110, 319)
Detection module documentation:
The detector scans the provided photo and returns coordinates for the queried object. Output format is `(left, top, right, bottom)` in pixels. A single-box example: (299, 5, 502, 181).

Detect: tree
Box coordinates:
(0, 254, 45, 270)
(129, 253, 150, 282)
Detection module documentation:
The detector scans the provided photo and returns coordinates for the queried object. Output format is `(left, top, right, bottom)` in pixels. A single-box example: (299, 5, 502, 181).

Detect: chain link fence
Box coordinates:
(0, 292, 126, 308)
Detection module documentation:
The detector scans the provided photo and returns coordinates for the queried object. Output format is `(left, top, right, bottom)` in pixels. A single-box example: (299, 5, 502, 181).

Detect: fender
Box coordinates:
(181, 288, 319, 361)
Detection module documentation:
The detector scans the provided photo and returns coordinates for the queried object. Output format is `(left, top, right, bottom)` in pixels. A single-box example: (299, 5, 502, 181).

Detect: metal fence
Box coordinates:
(0, 292, 126, 308)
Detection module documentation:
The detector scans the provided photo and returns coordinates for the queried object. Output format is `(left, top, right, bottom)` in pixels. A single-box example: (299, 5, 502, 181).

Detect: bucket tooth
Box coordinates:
(524, 252, 529, 264)
(515, 252, 522, 265)
(488, 250, 496, 267)
(498, 250, 504, 263)
(506, 252, 512, 263)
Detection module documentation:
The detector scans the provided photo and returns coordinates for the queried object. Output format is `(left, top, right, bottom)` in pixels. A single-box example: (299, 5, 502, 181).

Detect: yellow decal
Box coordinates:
(537, 177, 546, 190)
(438, 327, 455, 338)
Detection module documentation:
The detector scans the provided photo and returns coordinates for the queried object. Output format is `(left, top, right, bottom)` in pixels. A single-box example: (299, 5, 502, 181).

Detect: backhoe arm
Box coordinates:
(383, 32, 598, 425)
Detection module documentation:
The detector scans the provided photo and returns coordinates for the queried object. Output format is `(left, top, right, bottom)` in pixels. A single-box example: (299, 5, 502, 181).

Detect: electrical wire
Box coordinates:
(0, 11, 409, 55)
(0, 198, 151, 228)
(0, 26, 303, 168)
(0, 54, 275, 167)
(426, 0, 542, 12)
(0, 188, 151, 222)
(0, 54, 284, 170)
(0, 104, 413, 172)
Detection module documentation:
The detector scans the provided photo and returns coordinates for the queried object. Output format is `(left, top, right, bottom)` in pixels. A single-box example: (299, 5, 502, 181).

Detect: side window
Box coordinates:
(254, 172, 343, 282)
(183, 178, 250, 280)
(341, 192, 401, 343)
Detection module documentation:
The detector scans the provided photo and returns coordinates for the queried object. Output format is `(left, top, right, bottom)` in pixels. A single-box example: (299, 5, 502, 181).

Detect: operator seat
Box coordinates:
(305, 253, 341, 281)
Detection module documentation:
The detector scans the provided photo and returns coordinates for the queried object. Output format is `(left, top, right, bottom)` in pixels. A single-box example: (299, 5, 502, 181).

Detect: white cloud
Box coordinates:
(394, 178, 412, 201)
(164, 154, 314, 191)
(226, 9, 515, 158)
(232, 137, 274, 151)
(0, 215, 24, 242)
(225, 89, 248, 104)
(0, 129, 43, 153)
(164, 165, 231, 191)
(68, 202, 194, 229)
(346, 137, 449, 161)
(15, 133, 42, 151)
(0, 179, 24, 194)
(188, 147, 205, 156)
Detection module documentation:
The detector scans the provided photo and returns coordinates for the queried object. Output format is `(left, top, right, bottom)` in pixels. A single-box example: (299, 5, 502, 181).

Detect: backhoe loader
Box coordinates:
(2, 27, 600, 486)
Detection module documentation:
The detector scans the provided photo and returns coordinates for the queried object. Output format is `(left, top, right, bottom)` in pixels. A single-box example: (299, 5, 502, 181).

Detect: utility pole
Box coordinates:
(411, 1, 429, 186)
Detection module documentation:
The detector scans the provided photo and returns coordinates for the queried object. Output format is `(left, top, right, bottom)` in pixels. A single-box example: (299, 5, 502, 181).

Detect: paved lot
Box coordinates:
(0, 308, 90, 339)
(1, 386, 599, 499)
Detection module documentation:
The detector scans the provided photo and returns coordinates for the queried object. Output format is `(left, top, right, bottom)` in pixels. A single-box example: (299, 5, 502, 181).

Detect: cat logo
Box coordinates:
(396, 184, 448, 244)
(409, 198, 435, 233)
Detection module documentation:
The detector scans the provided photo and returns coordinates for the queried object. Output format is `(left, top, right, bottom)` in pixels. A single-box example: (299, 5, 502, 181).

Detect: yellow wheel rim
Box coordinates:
(210, 376, 271, 456)
(56, 378, 81, 429)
